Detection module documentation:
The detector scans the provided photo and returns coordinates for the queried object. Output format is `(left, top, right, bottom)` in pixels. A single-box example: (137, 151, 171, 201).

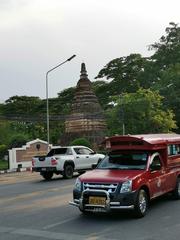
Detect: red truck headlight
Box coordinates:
(120, 180, 132, 193)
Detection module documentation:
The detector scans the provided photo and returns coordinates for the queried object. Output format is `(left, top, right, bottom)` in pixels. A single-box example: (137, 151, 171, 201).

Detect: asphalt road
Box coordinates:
(0, 172, 180, 240)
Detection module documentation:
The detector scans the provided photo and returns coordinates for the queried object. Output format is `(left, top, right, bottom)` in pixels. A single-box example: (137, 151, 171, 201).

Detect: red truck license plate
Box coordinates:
(89, 196, 106, 205)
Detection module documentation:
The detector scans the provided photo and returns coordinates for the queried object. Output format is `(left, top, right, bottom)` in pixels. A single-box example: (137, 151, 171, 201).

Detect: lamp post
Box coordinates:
(46, 55, 76, 149)
(119, 94, 125, 135)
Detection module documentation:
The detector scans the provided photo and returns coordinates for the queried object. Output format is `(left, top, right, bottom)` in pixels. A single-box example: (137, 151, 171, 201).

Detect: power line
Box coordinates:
(0, 112, 106, 122)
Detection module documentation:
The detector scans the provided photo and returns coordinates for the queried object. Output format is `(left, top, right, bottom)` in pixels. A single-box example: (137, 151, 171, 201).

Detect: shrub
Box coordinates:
(70, 138, 92, 148)
(0, 144, 7, 159)
(8, 134, 29, 149)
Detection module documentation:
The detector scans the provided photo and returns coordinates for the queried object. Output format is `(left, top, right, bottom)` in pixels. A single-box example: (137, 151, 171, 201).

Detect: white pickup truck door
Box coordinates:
(73, 147, 96, 169)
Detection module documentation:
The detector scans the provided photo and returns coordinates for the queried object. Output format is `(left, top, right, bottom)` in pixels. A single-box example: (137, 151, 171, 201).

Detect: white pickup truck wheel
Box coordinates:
(63, 164, 74, 179)
(41, 172, 53, 181)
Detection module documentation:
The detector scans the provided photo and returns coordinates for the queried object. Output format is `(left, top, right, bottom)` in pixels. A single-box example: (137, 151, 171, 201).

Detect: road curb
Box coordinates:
(0, 167, 32, 174)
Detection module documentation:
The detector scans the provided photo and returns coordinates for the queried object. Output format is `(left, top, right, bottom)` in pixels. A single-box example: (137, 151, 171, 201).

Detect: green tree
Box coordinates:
(8, 133, 30, 149)
(106, 89, 177, 135)
(3, 95, 44, 115)
(0, 121, 13, 145)
(0, 144, 7, 159)
(70, 138, 92, 148)
(148, 22, 180, 132)
(50, 122, 65, 144)
(156, 63, 180, 133)
(95, 54, 151, 94)
(150, 22, 180, 69)
(55, 87, 76, 114)
(92, 80, 110, 108)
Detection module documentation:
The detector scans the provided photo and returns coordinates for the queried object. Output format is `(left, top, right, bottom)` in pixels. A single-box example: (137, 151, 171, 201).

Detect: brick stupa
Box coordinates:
(63, 63, 107, 147)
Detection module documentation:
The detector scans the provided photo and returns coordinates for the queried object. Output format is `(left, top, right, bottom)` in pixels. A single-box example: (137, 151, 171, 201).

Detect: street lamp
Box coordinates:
(46, 55, 76, 148)
(119, 94, 125, 135)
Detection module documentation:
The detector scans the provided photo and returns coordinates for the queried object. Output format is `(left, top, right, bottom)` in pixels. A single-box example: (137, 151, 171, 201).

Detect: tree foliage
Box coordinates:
(0, 144, 7, 159)
(8, 133, 30, 149)
(92, 80, 110, 108)
(106, 89, 176, 135)
(96, 54, 151, 94)
(150, 22, 180, 69)
(3, 96, 44, 115)
(70, 138, 92, 148)
(150, 22, 180, 132)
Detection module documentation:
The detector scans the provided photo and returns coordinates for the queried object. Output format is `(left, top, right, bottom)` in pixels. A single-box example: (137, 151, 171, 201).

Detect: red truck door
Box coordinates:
(148, 153, 167, 198)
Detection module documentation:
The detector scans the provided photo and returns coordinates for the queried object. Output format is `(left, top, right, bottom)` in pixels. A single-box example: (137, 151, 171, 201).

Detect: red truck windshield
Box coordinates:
(98, 152, 148, 170)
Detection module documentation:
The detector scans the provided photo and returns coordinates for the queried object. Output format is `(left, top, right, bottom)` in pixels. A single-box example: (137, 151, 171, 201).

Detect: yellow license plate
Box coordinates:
(89, 196, 106, 205)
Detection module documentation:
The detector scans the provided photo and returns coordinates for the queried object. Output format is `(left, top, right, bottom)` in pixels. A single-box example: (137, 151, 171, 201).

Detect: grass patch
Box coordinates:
(0, 160, 8, 170)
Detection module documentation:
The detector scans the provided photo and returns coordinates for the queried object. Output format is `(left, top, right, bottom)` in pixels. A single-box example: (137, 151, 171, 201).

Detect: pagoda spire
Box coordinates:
(80, 62, 88, 79)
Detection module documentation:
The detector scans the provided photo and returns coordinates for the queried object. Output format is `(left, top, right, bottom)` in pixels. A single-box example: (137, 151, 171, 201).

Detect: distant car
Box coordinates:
(32, 146, 105, 180)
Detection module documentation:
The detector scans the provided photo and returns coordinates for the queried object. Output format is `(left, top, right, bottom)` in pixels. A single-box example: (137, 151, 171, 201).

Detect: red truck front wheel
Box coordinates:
(134, 189, 149, 218)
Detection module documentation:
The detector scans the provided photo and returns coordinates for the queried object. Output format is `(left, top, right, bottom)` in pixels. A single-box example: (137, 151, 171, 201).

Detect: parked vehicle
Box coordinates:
(69, 134, 180, 217)
(32, 146, 105, 180)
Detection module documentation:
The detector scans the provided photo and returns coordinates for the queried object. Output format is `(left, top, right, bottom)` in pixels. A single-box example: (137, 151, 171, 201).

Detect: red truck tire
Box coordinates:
(172, 177, 180, 200)
(134, 189, 149, 218)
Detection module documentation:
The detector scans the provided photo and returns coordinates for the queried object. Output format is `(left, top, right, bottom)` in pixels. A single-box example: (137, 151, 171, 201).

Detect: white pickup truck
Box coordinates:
(32, 146, 105, 180)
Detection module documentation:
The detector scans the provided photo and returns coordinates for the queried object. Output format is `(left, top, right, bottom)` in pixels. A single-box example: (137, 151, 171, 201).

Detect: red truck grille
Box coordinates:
(83, 182, 118, 193)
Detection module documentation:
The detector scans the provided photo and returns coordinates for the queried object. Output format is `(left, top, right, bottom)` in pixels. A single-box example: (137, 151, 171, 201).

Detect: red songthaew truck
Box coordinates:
(70, 134, 180, 217)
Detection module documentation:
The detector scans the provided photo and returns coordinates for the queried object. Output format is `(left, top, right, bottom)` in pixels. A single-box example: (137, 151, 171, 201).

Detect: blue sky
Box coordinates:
(0, 0, 179, 102)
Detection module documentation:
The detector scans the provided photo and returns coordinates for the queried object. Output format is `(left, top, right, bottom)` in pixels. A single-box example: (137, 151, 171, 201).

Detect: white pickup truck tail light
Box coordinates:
(51, 158, 58, 165)
(32, 159, 35, 167)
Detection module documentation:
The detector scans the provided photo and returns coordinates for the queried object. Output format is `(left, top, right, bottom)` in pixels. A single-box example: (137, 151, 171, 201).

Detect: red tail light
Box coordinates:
(51, 158, 58, 165)
(32, 159, 35, 167)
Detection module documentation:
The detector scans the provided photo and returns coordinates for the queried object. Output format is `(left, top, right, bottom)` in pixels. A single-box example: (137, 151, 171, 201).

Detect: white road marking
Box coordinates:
(0, 185, 72, 204)
(0, 193, 72, 213)
(43, 216, 78, 230)
(0, 226, 90, 240)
